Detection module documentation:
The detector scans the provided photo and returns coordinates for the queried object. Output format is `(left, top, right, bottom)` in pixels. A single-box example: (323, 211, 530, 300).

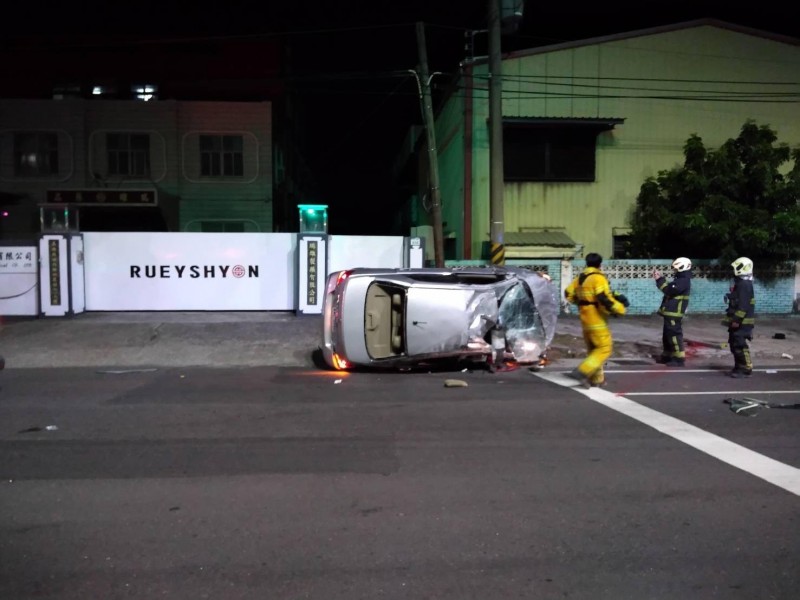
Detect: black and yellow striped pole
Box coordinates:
(490, 236, 505, 265)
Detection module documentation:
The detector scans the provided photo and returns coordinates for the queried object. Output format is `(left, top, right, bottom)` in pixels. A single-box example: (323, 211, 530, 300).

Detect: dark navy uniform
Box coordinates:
(655, 269, 691, 364)
(723, 276, 755, 376)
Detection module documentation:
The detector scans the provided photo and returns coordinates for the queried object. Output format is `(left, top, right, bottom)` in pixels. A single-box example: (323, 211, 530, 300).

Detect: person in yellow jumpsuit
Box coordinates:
(564, 253, 627, 387)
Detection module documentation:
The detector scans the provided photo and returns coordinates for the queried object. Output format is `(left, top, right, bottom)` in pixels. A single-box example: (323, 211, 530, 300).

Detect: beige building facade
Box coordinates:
(0, 99, 272, 239)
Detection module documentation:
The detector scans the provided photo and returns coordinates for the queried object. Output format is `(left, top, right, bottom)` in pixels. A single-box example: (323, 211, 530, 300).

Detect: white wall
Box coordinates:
(328, 235, 405, 273)
(81, 232, 407, 311)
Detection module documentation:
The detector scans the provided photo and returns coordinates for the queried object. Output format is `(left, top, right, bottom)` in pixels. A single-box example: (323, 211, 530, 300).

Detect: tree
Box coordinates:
(627, 121, 800, 279)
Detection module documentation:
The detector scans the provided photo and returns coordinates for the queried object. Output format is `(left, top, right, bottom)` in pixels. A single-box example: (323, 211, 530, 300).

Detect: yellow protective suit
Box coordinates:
(564, 267, 626, 385)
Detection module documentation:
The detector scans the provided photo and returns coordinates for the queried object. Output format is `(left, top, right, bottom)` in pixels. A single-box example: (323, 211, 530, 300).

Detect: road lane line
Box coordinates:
(537, 372, 800, 497)
(597, 368, 800, 374)
(625, 390, 800, 396)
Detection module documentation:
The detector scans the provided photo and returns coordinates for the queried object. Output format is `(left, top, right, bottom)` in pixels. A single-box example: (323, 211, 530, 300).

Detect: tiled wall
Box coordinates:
(447, 258, 798, 315)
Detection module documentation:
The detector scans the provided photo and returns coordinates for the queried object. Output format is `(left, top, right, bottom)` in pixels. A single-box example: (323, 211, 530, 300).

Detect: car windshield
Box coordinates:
(497, 281, 547, 363)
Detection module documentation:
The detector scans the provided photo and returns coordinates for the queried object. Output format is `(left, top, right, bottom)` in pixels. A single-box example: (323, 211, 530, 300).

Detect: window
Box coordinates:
(200, 220, 246, 233)
(107, 133, 150, 177)
(613, 234, 632, 259)
(503, 126, 598, 182)
(502, 118, 623, 183)
(14, 132, 59, 177)
(200, 135, 244, 177)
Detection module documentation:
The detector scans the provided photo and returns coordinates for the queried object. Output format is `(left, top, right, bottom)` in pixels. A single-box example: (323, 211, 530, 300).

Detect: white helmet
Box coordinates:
(731, 256, 753, 276)
(672, 257, 692, 272)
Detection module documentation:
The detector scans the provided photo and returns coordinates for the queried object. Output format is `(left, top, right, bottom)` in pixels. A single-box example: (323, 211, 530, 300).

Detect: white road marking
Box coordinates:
(625, 390, 800, 396)
(537, 372, 800, 497)
(601, 368, 800, 374)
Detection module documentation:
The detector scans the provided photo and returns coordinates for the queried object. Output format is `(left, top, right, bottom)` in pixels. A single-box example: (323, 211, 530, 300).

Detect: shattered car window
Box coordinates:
(497, 281, 548, 363)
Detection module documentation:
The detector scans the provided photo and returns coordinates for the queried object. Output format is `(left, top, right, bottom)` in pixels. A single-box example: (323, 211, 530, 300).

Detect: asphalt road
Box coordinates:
(1, 363, 798, 599)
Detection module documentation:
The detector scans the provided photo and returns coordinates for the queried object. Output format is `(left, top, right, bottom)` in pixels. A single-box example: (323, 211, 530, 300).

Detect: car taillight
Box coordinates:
(332, 353, 350, 370)
(326, 270, 352, 295)
(336, 270, 351, 286)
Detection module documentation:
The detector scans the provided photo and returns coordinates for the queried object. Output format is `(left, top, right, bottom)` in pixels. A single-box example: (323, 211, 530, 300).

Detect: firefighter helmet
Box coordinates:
(672, 257, 692, 272)
(731, 257, 753, 276)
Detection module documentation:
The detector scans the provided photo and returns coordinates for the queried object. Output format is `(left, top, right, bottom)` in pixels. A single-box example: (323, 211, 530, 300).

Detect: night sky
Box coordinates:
(4, 1, 798, 234)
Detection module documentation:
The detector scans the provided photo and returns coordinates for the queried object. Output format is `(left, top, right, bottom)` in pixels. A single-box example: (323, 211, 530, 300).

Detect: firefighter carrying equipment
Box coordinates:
(613, 292, 630, 308)
(564, 267, 626, 385)
(656, 268, 691, 319)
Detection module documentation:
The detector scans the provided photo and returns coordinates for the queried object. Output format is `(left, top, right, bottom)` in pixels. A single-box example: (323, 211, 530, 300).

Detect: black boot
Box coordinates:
(729, 369, 752, 378)
(565, 368, 591, 388)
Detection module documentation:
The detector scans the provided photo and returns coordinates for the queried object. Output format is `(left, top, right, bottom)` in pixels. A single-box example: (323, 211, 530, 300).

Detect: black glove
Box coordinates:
(613, 292, 630, 308)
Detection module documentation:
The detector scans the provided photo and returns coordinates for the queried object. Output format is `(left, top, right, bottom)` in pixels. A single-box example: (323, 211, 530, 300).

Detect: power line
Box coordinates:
(447, 84, 800, 103)
(466, 72, 800, 86)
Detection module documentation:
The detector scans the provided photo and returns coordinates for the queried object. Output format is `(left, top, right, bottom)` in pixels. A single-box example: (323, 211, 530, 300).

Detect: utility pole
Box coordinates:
(415, 21, 445, 268)
(488, 0, 505, 266)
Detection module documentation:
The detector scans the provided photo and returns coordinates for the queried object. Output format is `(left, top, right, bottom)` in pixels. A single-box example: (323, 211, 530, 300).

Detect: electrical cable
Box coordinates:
(0, 282, 37, 300)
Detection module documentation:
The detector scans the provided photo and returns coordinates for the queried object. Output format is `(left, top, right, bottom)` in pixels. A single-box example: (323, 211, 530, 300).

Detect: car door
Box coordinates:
(404, 286, 498, 356)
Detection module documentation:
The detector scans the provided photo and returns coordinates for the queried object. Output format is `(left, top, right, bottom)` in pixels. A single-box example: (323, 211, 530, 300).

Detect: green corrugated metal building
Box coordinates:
(409, 19, 800, 262)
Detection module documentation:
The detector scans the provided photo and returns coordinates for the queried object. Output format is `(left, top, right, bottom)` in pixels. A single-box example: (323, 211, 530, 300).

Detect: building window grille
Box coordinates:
(613, 234, 632, 259)
(14, 132, 59, 177)
(200, 135, 244, 177)
(107, 133, 150, 177)
(200, 220, 246, 232)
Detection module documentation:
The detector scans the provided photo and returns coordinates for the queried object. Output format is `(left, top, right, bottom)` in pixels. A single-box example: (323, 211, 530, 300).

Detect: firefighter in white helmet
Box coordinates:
(723, 257, 756, 378)
(652, 257, 692, 366)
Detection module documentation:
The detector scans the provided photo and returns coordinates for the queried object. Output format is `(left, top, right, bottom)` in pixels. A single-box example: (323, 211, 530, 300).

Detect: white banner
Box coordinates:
(70, 235, 85, 314)
(0, 246, 36, 274)
(39, 236, 69, 317)
(0, 245, 38, 316)
(83, 232, 297, 310)
(297, 235, 327, 315)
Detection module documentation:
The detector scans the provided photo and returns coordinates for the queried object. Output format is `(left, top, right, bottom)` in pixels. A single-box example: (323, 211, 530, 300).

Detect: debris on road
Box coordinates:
(444, 379, 469, 388)
(724, 398, 764, 416)
(18, 425, 59, 433)
(724, 397, 800, 416)
(96, 368, 159, 374)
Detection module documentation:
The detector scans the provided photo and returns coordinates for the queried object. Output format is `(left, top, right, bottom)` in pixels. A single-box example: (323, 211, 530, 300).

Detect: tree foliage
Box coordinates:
(627, 121, 800, 278)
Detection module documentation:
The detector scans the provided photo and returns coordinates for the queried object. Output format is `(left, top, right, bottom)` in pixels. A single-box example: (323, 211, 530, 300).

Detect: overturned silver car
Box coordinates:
(321, 266, 558, 370)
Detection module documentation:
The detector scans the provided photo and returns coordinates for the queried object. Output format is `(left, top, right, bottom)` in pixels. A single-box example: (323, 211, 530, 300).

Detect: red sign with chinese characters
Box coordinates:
(46, 190, 157, 206)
